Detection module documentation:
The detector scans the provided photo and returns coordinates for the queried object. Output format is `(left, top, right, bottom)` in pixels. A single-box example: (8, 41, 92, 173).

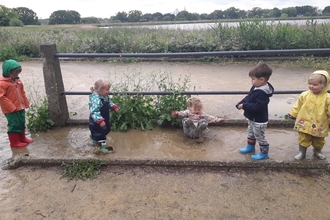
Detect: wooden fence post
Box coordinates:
(40, 43, 69, 127)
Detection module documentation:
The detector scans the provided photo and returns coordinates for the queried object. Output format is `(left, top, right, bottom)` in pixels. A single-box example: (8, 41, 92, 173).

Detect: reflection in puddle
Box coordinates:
(11, 147, 30, 157)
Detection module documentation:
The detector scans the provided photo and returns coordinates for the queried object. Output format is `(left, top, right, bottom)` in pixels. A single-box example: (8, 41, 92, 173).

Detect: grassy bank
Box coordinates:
(0, 19, 330, 63)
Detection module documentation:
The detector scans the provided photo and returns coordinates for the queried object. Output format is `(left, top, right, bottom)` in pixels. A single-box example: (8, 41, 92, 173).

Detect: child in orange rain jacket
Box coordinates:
(0, 60, 33, 148)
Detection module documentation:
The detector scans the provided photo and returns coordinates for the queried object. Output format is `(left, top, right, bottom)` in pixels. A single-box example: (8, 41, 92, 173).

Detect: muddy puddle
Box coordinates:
(1, 125, 330, 164)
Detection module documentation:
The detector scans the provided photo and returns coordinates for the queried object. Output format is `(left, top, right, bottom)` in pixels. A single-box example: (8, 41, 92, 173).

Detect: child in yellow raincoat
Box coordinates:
(288, 70, 330, 160)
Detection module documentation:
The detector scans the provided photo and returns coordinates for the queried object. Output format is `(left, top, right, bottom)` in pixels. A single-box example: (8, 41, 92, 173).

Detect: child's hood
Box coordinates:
(254, 82, 274, 97)
(2, 59, 21, 77)
(312, 70, 330, 94)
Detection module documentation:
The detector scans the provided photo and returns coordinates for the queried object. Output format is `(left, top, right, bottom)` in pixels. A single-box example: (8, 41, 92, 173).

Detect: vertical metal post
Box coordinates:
(40, 43, 69, 127)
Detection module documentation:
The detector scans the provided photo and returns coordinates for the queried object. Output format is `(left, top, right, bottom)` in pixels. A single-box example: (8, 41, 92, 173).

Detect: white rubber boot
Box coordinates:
(313, 148, 326, 160)
(294, 145, 307, 160)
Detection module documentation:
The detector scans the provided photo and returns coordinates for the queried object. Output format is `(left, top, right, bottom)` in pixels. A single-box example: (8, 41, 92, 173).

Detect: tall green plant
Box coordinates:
(271, 22, 299, 49)
(2, 20, 330, 60)
(212, 23, 240, 51)
(26, 97, 54, 132)
(238, 19, 274, 50)
(25, 75, 54, 132)
(108, 69, 191, 131)
(154, 75, 191, 127)
(111, 94, 156, 131)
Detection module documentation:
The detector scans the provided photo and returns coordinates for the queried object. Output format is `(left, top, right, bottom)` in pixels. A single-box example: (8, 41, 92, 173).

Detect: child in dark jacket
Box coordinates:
(236, 61, 274, 160)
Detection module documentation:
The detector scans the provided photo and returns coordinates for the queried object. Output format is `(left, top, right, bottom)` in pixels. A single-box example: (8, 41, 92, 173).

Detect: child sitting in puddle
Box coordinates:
(89, 78, 119, 154)
(172, 97, 225, 143)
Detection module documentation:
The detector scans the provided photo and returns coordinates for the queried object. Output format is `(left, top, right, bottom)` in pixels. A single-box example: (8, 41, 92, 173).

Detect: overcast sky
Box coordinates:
(1, 0, 329, 19)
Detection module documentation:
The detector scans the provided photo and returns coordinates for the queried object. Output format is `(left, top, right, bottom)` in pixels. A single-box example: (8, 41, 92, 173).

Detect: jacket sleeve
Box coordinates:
(90, 98, 103, 122)
(236, 97, 247, 109)
(109, 99, 118, 111)
(0, 84, 16, 113)
(176, 110, 189, 118)
(289, 94, 304, 118)
(236, 87, 253, 109)
(200, 112, 222, 123)
(326, 95, 330, 118)
(20, 83, 30, 107)
(242, 92, 269, 113)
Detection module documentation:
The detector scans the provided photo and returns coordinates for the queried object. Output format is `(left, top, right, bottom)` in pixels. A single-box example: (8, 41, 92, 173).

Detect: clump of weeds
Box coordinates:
(61, 159, 105, 181)
(26, 97, 55, 132)
(25, 75, 54, 132)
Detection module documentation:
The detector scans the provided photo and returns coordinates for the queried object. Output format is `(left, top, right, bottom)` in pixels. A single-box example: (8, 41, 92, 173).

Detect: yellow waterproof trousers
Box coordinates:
(298, 131, 325, 150)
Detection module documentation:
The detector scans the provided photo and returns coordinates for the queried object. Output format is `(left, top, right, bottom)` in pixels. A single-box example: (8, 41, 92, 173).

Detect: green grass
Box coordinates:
(61, 159, 105, 181)
(1, 18, 330, 61)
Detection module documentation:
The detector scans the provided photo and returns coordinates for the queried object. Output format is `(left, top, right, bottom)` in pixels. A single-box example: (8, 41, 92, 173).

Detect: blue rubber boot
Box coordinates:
(239, 144, 255, 154)
(251, 145, 269, 160)
(99, 146, 109, 153)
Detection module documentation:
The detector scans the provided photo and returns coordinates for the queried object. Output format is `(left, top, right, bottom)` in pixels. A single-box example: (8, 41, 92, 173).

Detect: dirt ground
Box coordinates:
(1, 61, 330, 219)
(1, 166, 330, 220)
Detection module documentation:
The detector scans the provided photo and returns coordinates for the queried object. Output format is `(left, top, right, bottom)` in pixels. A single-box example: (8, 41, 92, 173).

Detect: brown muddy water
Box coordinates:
(1, 61, 330, 219)
(1, 125, 330, 163)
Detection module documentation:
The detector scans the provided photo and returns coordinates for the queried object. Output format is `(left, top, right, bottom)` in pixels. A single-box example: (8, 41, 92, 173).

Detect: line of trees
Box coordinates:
(0, 5, 39, 26)
(1, 4, 330, 26)
(111, 5, 330, 22)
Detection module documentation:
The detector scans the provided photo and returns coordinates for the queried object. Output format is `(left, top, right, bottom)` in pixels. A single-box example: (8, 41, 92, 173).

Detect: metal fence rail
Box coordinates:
(62, 90, 315, 96)
(40, 43, 330, 126)
(55, 48, 330, 58)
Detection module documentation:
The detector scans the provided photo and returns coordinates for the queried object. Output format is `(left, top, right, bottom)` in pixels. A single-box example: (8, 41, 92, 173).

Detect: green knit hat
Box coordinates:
(2, 59, 21, 77)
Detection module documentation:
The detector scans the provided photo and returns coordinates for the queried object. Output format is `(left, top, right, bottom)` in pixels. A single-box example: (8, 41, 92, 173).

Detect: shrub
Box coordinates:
(14, 41, 40, 57)
(9, 18, 24, 27)
(26, 98, 54, 132)
(111, 94, 156, 131)
(154, 75, 191, 127)
(0, 43, 27, 61)
(109, 69, 191, 131)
